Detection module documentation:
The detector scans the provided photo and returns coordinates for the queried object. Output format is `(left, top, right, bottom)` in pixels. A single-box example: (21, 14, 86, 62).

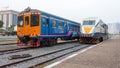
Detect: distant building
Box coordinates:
(107, 23, 120, 34)
(0, 10, 19, 30)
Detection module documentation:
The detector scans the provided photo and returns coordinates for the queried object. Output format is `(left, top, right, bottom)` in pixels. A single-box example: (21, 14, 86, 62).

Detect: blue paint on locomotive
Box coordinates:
(37, 12, 80, 39)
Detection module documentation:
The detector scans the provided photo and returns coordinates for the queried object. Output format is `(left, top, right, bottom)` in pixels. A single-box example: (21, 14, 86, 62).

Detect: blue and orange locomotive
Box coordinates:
(17, 7, 80, 47)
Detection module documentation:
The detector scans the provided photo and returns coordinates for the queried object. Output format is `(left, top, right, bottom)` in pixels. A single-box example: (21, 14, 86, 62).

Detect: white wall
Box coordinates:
(0, 10, 19, 30)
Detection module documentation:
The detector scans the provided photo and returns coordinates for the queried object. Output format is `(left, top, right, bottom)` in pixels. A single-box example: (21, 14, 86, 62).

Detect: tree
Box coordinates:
(8, 25, 15, 32)
(0, 20, 3, 28)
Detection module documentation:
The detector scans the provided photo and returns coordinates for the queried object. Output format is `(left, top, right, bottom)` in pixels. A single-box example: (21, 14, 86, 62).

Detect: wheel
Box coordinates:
(54, 38, 57, 45)
(46, 39, 53, 46)
(99, 37, 103, 42)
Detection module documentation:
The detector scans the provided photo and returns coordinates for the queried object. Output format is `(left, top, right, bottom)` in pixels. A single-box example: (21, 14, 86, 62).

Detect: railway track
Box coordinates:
(0, 47, 31, 55)
(0, 40, 77, 55)
(0, 43, 91, 68)
(0, 39, 77, 45)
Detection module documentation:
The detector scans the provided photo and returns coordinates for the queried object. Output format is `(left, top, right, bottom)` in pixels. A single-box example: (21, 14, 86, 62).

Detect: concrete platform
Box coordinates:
(46, 35, 120, 68)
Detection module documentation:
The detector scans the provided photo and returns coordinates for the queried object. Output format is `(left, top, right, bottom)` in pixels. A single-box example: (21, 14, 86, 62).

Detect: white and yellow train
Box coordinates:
(80, 17, 108, 43)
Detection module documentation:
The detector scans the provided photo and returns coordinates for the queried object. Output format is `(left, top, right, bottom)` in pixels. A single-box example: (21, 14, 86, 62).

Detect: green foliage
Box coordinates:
(0, 20, 3, 28)
(8, 25, 15, 32)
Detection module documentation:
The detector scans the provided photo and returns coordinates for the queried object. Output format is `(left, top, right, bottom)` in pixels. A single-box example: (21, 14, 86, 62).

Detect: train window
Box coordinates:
(74, 26, 77, 31)
(42, 18, 46, 25)
(25, 16, 29, 25)
(58, 21, 62, 28)
(72, 26, 75, 31)
(52, 19, 56, 27)
(83, 20, 95, 25)
(70, 24, 73, 30)
(64, 23, 66, 28)
(77, 26, 79, 31)
(31, 14, 39, 26)
(41, 18, 48, 26)
(76, 27, 78, 31)
(78, 26, 80, 31)
(17, 16, 24, 27)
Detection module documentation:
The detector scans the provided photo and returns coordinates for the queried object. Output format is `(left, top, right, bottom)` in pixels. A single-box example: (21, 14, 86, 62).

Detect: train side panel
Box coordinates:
(40, 12, 80, 39)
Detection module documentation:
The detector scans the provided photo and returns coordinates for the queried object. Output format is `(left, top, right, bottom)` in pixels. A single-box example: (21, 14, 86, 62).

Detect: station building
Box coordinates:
(0, 10, 19, 30)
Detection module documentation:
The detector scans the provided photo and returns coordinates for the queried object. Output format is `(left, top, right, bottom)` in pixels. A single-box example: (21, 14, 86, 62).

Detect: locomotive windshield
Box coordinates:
(17, 16, 24, 27)
(83, 20, 95, 25)
(31, 14, 39, 26)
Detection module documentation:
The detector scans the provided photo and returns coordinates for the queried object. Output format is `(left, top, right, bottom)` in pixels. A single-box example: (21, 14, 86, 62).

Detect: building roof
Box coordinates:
(0, 10, 19, 13)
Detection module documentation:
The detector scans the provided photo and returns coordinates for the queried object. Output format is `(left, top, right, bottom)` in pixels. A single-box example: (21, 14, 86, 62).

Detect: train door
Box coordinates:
(41, 17, 49, 34)
(24, 15, 30, 35)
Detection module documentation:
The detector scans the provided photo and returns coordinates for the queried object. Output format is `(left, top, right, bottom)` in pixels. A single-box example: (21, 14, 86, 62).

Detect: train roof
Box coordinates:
(82, 17, 108, 26)
(83, 17, 99, 21)
(20, 7, 80, 25)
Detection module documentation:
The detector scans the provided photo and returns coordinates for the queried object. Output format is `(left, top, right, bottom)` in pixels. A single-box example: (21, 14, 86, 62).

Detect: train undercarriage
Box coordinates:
(17, 35, 80, 47)
(17, 36, 58, 47)
(79, 37, 103, 44)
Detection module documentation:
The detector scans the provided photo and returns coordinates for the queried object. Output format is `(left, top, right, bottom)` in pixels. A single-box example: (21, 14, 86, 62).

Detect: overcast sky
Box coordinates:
(0, 0, 120, 23)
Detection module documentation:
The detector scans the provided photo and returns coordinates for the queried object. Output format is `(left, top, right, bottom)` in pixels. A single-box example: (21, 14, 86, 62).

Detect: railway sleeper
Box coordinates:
(8, 54, 32, 60)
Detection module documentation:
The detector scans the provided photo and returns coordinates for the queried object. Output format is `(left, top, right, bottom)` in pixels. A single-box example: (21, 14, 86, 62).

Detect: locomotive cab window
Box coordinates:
(25, 16, 29, 25)
(83, 20, 95, 25)
(17, 16, 24, 27)
(31, 14, 39, 26)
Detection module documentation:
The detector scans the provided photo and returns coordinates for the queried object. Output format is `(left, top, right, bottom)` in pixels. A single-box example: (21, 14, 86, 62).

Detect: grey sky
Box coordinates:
(0, 0, 120, 23)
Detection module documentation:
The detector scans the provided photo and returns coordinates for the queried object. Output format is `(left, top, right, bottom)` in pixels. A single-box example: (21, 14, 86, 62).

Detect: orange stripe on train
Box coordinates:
(83, 26, 92, 34)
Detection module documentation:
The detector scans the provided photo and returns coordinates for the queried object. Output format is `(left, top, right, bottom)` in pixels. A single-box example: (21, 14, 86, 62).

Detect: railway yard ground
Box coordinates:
(0, 39, 77, 52)
(0, 35, 17, 45)
(0, 35, 119, 68)
(45, 35, 120, 68)
(0, 40, 16, 45)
